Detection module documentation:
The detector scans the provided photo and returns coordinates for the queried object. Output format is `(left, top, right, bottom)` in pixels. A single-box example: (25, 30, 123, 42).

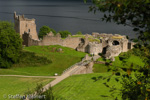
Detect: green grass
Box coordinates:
(53, 73, 121, 100)
(71, 35, 85, 38)
(71, 35, 101, 43)
(112, 55, 145, 68)
(93, 64, 109, 73)
(97, 57, 111, 63)
(96, 54, 144, 70)
(94, 53, 144, 73)
(0, 76, 53, 100)
(0, 45, 86, 76)
(88, 37, 100, 43)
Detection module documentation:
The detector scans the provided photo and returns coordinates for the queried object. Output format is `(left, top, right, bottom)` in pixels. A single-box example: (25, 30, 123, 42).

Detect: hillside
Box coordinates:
(0, 76, 53, 100)
(0, 45, 86, 76)
(53, 73, 121, 100)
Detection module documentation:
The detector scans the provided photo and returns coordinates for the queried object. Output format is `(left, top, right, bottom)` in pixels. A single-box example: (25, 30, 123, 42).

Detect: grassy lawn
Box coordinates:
(0, 45, 86, 76)
(93, 64, 109, 73)
(71, 35, 100, 43)
(96, 57, 111, 63)
(53, 73, 121, 100)
(0, 45, 144, 100)
(112, 55, 145, 68)
(0, 76, 53, 100)
(95, 54, 144, 72)
(71, 35, 85, 38)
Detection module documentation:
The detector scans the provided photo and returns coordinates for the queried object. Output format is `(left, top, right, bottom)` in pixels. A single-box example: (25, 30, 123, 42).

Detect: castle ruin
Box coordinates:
(14, 12, 38, 40)
(14, 12, 135, 60)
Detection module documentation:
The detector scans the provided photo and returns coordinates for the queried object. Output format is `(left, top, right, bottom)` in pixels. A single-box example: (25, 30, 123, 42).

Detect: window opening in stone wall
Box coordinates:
(112, 40, 119, 45)
(28, 29, 30, 33)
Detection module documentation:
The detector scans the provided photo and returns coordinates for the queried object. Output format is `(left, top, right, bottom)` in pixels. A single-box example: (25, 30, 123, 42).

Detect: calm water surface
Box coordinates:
(0, 0, 135, 38)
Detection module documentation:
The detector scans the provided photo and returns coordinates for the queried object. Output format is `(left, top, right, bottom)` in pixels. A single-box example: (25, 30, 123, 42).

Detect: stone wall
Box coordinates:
(62, 54, 94, 75)
(76, 35, 89, 52)
(71, 62, 94, 75)
(107, 35, 129, 52)
(39, 34, 63, 46)
(122, 39, 128, 52)
(14, 13, 20, 35)
(22, 32, 39, 46)
(88, 42, 102, 55)
(23, 32, 82, 49)
(62, 36, 81, 49)
(22, 30, 134, 61)
(128, 42, 135, 50)
(105, 45, 122, 59)
(38, 33, 81, 49)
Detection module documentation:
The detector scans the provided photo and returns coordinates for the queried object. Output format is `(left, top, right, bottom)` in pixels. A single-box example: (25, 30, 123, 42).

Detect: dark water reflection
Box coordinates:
(0, 0, 136, 38)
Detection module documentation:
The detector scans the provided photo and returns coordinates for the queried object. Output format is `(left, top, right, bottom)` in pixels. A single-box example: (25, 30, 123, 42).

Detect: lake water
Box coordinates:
(0, 0, 135, 38)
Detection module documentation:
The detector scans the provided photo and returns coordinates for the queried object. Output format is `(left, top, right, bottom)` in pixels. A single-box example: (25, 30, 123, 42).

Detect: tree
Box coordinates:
(26, 84, 60, 100)
(84, 0, 150, 99)
(76, 31, 83, 35)
(58, 30, 72, 38)
(0, 21, 22, 68)
(84, 0, 150, 44)
(38, 26, 56, 39)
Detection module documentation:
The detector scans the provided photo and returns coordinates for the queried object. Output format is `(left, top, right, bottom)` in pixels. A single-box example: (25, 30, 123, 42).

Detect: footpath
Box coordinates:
(0, 75, 58, 78)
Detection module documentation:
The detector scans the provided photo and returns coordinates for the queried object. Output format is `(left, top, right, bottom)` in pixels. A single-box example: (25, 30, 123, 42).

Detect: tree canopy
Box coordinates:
(0, 21, 22, 68)
(38, 26, 56, 39)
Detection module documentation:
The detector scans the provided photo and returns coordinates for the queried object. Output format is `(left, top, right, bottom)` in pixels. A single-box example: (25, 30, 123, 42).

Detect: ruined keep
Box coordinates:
(14, 12, 38, 40)
(14, 12, 135, 60)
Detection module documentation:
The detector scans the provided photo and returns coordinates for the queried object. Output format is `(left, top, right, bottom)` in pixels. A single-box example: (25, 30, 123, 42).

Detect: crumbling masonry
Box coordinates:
(14, 12, 135, 60)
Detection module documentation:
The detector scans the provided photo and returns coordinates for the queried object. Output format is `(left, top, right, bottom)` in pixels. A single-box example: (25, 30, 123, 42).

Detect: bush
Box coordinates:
(38, 26, 56, 39)
(13, 51, 52, 67)
(0, 21, 22, 68)
(58, 30, 72, 38)
(26, 84, 55, 100)
(76, 31, 82, 35)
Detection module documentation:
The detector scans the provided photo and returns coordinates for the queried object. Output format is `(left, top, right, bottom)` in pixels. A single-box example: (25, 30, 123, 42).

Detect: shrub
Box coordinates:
(58, 30, 72, 38)
(38, 26, 56, 39)
(76, 31, 82, 35)
(13, 51, 52, 67)
(26, 84, 55, 100)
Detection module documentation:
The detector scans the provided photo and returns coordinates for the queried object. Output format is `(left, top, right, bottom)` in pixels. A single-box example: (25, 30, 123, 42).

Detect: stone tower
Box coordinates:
(14, 12, 38, 40)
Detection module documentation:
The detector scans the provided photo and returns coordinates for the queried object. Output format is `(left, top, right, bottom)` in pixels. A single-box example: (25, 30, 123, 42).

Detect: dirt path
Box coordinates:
(0, 75, 59, 78)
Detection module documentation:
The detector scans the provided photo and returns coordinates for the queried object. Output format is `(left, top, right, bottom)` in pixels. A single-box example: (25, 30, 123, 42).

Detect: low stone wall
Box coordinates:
(28, 38, 39, 46)
(63, 37, 81, 49)
(71, 61, 94, 75)
(39, 35, 63, 46)
(23, 32, 81, 49)
(62, 55, 96, 76)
